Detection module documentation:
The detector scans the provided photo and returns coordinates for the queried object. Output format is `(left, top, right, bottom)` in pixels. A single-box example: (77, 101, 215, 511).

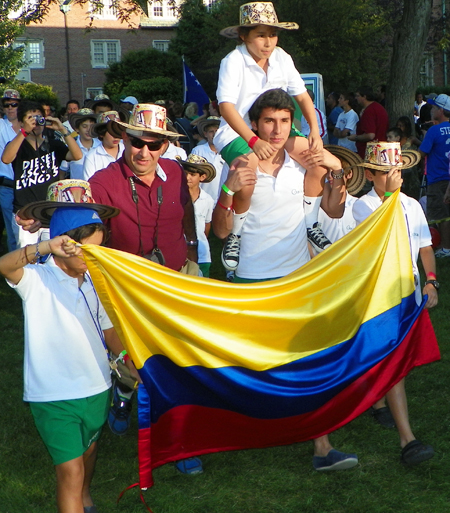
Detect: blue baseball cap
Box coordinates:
(50, 206, 103, 238)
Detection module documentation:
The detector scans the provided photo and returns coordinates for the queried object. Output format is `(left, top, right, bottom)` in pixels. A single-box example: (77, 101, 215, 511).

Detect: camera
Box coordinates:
(33, 115, 52, 126)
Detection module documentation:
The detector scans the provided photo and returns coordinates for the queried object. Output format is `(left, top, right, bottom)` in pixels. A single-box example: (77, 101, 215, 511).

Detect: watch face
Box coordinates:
(427, 280, 440, 290)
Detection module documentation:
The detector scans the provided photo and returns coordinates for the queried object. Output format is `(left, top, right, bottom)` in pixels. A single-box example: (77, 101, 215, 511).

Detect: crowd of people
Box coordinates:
(0, 2, 445, 512)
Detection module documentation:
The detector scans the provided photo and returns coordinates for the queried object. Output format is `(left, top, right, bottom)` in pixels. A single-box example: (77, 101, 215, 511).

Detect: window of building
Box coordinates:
(91, 40, 121, 68)
(204, 0, 219, 10)
(89, 0, 117, 20)
(9, 0, 39, 19)
(86, 87, 104, 99)
(150, 0, 177, 19)
(152, 40, 170, 52)
(419, 52, 434, 88)
(13, 38, 45, 69)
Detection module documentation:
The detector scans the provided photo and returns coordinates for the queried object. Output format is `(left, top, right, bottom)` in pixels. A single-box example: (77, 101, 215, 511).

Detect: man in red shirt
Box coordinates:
(348, 86, 389, 158)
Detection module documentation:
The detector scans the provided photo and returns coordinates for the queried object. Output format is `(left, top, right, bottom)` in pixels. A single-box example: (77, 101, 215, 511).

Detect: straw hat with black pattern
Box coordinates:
(109, 103, 184, 138)
(2, 89, 21, 102)
(362, 142, 421, 171)
(176, 154, 216, 183)
(91, 110, 126, 138)
(18, 179, 119, 228)
(220, 2, 299, 39)
(68, 108, 97, 130)
(197, 116, 221, 138)
(86, 93, 115, 112)
(324, 145, 366, 195)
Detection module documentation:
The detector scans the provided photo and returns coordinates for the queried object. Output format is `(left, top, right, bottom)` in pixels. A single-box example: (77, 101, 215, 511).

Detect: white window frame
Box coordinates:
(204, 0, 219, 11)
(419, 52, 434, 88)
(86, 87, 104, 99)
(88, 0, 118, 20)
(90, 40, 121, 69)
(149, 0, 178, 19)
(152, 40, 170, 52)
(8, 0, 39, 19)
(13, 38, 45, 69)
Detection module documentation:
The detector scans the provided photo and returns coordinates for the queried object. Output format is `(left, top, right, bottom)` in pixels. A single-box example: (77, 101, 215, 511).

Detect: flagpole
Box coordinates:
(182, 55, 187, 105)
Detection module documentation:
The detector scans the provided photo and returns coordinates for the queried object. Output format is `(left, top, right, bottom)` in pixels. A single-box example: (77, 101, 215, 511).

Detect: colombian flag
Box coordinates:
(82, 191, 439, 489)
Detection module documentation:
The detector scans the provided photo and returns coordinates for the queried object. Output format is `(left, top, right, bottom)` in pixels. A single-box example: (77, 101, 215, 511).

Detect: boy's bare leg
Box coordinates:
(55, 442, 98, 513)
(82, 442, 98, 508)
(55, 455, 86, 513)
(385, 379, 415, 448)
(313, 435, 333, 456)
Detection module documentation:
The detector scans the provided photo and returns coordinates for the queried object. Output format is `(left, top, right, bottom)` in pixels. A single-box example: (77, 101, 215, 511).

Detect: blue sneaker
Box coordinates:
(175, 457, 203, 475)
(313, 449, 358, 471)
(108, 382, 132, 436)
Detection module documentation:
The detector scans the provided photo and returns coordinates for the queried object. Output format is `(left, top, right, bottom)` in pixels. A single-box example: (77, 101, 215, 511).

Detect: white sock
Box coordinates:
(304, 196, 322, 229)
(231, 210, 249, 236)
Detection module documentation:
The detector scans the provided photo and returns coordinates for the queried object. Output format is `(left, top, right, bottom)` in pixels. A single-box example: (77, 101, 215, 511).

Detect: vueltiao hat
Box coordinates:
(68, 108, 97, 130)
(324, 145, 366, 195)
(176, 154, 216, 183)
(197, 116, 221, 138)
(363, 142, 421, 171)
(86, 93, 115, 111)
(220, 2, 299, 39)
(109, 103, 184, 138)
(2, 89, 21, 101)
(92, 110, 123, 138)
(18, 179, 119, 229)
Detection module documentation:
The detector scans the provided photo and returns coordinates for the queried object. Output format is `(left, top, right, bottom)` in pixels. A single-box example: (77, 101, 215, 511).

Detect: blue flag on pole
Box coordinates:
(183, 60, 210, 113)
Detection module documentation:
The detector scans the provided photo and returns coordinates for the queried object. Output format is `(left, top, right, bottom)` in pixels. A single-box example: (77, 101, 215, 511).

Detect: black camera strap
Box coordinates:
(128, 176, 163, 257)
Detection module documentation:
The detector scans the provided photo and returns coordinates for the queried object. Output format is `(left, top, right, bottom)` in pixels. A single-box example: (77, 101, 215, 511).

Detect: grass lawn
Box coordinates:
(0, 233, 449, 513)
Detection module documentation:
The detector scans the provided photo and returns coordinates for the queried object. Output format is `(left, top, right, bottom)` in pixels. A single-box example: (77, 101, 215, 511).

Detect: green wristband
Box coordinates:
(222, 183, 235, 197)
(384, 192, 393, 197)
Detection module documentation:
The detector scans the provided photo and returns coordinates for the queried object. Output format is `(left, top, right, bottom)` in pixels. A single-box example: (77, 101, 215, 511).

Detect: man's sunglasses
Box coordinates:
(129, 136, 165, 151)
(3, 102, 19, 108)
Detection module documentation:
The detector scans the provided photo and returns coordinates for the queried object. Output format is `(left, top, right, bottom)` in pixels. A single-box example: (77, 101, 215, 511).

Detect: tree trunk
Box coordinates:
(386, 0, 433, 124)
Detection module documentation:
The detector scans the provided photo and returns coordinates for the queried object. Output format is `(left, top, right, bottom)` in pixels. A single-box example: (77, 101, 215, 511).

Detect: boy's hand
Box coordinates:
(423, 283, 438, 308)
(307, 130, 323, 153)
(48, 236, 82, 258)
(252, 139, 275, 160)
(15, 214, 42, 233)
(296, 149, 341, 172)
(21, 115, 37, 134)
(227, 154, 258, 192)
(45, 116, 65, 132)
(385, 167, 403, 192)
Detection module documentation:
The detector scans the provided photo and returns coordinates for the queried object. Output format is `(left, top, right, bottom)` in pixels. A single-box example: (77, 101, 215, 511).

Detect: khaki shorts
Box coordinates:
(29, 389, 110, 465)
(427, 180, 450, 223)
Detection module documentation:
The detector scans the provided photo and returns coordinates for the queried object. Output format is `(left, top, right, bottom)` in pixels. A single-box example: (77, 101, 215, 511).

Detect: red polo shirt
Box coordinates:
(89, 156, 190, 271)
(356, 101, 389, 158)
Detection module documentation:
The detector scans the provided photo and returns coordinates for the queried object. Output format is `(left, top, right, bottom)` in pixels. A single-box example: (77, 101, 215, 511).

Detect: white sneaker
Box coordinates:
(435, 248, 450, 258)
(221, 233, 241, 271)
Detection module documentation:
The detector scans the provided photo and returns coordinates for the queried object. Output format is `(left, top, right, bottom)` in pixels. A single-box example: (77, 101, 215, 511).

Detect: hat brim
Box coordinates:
(324, 145, 366, 195)
(108, 120, 184, 138)
(177, 159, 216, 183)
(69, 113, 97, 130)
(197, 118, 220, 138)
(362, 150, 421, 171)
(220, 21, 299, 38)
(86, 99, 116, 111)
(18, 201, 120, 229)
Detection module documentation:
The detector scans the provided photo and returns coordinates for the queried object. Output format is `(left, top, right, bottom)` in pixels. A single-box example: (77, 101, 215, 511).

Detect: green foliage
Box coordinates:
(103, 48, 182, 101)
(0, 82, 60, 111)
(170, 0, 394, 95)
(120, 77, 183, 103)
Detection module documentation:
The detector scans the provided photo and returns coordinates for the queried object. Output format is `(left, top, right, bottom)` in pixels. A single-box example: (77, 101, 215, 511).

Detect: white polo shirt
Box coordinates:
(193, 188, 214, 264)
(237, 151, 310, 279)
(162, 142, 187, 161)
(61, 137, 102, 179)
(192, 143, 226, 203)
(83, 140, 125, 180)
(318, 192, 357, 244)
(9, 258, 112, 402)
(335, 109, 359, 152)
(215, 45, 306, 152)
(0, 118, 17, 179)
(353, 188, 432, 304)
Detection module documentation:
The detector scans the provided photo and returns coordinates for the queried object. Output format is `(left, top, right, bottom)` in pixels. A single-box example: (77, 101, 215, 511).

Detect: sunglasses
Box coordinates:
(3, 102, 19, 108)
(129, 136, 165, 151)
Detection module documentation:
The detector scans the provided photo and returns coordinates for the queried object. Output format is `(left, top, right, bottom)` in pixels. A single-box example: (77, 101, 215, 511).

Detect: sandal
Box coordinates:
(401, 440, 434, 465)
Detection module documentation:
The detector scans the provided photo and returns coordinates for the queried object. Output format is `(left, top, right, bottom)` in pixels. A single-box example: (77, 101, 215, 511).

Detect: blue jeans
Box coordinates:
(0, 185, 18, 251)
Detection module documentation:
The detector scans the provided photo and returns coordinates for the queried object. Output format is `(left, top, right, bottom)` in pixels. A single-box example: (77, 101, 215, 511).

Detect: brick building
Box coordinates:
(14, 0, 199, 105)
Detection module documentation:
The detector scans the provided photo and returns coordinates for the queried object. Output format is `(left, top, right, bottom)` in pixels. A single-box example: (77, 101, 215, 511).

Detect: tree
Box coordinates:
(386, 0, 433, 122)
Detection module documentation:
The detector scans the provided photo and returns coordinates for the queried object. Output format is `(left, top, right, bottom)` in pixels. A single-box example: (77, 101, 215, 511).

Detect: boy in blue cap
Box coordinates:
(0, 182, 140, 513)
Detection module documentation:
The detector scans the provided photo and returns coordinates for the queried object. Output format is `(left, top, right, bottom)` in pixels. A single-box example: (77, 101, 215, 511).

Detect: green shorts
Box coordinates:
(29, 389, 110, 466)
(199, 262, 211, 277)
(234, 276, 280, 283)
(220, 126, 305, 166)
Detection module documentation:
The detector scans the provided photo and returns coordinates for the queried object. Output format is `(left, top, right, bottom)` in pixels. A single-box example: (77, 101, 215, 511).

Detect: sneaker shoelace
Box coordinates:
(225, 234, 240, 259)
(308, 225, 331, 247)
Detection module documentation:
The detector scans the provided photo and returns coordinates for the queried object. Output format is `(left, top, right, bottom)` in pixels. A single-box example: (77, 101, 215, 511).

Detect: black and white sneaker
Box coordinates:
(221, 233, 241, 271)
(307, 222, 332, 253)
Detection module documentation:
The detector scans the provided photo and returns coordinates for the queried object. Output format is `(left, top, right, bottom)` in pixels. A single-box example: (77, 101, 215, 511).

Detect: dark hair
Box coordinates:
(17, 100, 44, 122)
(64, 222, 108, 244)
(238, 25, 278, 41)
(340, 91, 358, 111)
(356, 86, 377, 102)
(66, 99, 80, 108)
(387, 126, 402, 139)
(444, 109, 450, 119)
(396, 116, 412, 137)
(328, 92, 340, 104)
(248, 89, 295, 124)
